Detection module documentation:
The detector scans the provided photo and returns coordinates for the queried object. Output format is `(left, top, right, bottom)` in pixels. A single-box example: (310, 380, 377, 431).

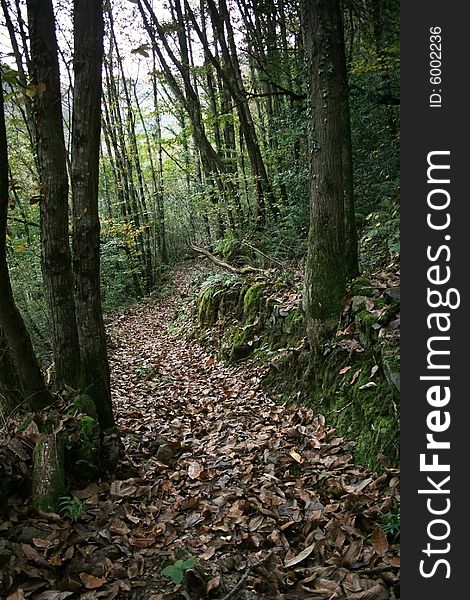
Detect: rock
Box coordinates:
(384, 286, 400, 303)
(382, 347, 400, 392)
(156, 441, 181, 464)
(351, 295, 368, 314)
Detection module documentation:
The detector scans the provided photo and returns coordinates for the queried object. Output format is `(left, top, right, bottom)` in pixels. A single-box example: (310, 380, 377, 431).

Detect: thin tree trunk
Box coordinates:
(0, 326, 22, 414)
(71, 0, 115, 432)
(151, 50, 168, 265)
(25, 0, 80, 389)
(0, 67, 52, 410)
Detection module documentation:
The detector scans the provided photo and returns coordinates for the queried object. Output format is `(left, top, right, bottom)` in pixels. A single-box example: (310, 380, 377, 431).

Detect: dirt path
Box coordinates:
(105, 265, 400, 599)
(1, 265, 400, 599)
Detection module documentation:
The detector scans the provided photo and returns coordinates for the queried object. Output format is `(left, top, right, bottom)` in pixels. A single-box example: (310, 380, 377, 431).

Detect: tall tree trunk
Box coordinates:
(0, 326, 22, 414)
(25, 0, 80, 389)
(337, 5, 359, 279)
(301, 0, 346, 351)
(71, 0, 115, 432)
(151, 52, 168, 265)
(0, 66, 52, 410)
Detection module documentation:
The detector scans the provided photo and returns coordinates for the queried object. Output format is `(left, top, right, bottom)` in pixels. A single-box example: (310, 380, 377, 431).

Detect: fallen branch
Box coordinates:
(190, 244, 264, 274)
(221, 549, 276, 600)
(350, 564, 397, 575)
(240, 239, 284, 268)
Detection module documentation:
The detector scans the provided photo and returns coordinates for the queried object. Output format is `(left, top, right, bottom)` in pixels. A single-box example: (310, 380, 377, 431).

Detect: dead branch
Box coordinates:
(221, 549, 277, 600)
(190, 244, 264, 274)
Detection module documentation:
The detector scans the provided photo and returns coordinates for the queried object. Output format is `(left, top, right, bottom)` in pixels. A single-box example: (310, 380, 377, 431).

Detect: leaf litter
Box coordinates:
(1, 265, 400, 599)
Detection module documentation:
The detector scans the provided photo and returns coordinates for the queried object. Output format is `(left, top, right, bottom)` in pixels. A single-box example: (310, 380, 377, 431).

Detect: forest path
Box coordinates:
(103, 262, 400, 599)
(0, 263, 400, 599)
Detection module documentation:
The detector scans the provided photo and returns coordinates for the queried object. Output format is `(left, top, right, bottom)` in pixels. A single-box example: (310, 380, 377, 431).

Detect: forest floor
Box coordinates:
(2, 263, 400, 600)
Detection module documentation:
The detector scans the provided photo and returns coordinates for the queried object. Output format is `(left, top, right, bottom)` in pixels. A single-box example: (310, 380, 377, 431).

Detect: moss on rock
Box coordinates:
(243, 282, 266, 323)
(32, 434, 65, 513)
(73, 415, 100, 480)
(309, 350, 399, 470)
(350, 276, 378, 297)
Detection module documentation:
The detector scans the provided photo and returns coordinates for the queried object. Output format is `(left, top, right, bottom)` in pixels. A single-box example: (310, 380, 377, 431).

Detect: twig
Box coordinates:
(240, 239, 283, 268)
(328, 401, 353, 415)
(7, 216, 40, 227)
(350, 564, 397, 575)
(190, 244, 264, 274)
(221, 549, 276, 600)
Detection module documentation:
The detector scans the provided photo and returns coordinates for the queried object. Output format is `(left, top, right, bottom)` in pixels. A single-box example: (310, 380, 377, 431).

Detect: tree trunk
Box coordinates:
(25, 0, 80, 389)
(71, 0, 115, 432)
(0, 326, 22, 414)
(0, 66, 52, 410)
(301, 0, 347, 351)
(338, 9, 359, 279)
(32, 433, 65, 513)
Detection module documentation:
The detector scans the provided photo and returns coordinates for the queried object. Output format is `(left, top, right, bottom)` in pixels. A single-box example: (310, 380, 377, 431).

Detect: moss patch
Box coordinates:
(309, 350, 399, 470)
(243, 282, 266, 322)
(350, 276, 378, 297)
(32, 435, 65, 513)
(70, 394, 97, 418)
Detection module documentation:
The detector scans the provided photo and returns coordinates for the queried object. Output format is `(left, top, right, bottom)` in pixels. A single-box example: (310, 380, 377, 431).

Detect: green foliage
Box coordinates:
(359, 199, 400, 270)
(381, 500, 400, 543)
(162, 555, 196, 585)
(59, 496, 84, 522)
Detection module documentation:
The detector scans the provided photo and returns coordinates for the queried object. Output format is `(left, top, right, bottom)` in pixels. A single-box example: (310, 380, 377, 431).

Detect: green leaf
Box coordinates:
(162, 565, 184, 584)
(181, 556, 196, 570)
(2, 68, 19, 85)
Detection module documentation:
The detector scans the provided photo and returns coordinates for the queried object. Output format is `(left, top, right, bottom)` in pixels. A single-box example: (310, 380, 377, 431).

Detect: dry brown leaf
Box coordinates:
(79, 573, 107, 590)
(371, 528, 389, 556)
(7, 591, 26, 600)
(345, 584, 389, 600)
(207, 576, 221, 592)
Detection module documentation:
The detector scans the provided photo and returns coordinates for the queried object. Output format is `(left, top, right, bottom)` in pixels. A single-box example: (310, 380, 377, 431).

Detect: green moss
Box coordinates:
(220, 324, 256, 362)
(309, 351, 399, 470)
(356, 309, 376, 329)
(350, 276, 377, 297)
(373, 297, 386, 310)
(198, 283, 221, 325)
(281, 308, 303, 336)
(18, 416, 33, 432)
(197, 275, 243, 326)
(69, 394, 97, 418)
(75, 416, 100, 478)
(242, 282, 266, 322)
(32, 436, 65, 513)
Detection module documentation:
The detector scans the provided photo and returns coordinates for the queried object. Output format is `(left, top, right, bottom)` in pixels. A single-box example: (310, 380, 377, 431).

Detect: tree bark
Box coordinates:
(0, 66, 52, 410)
(301, 0, 347, 351)
(26, 0, 80, 389)
(0, 326, 22, 414)
(71, 0, 115, 431)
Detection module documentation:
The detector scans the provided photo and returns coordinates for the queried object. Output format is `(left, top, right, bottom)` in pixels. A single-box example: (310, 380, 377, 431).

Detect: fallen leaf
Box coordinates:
(79, 573, 107, 590)
(371, 528, 389, 556)
(284, 542, 315, 568)
(289, 449, 303, 463)
(188, 461, 203, 479)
